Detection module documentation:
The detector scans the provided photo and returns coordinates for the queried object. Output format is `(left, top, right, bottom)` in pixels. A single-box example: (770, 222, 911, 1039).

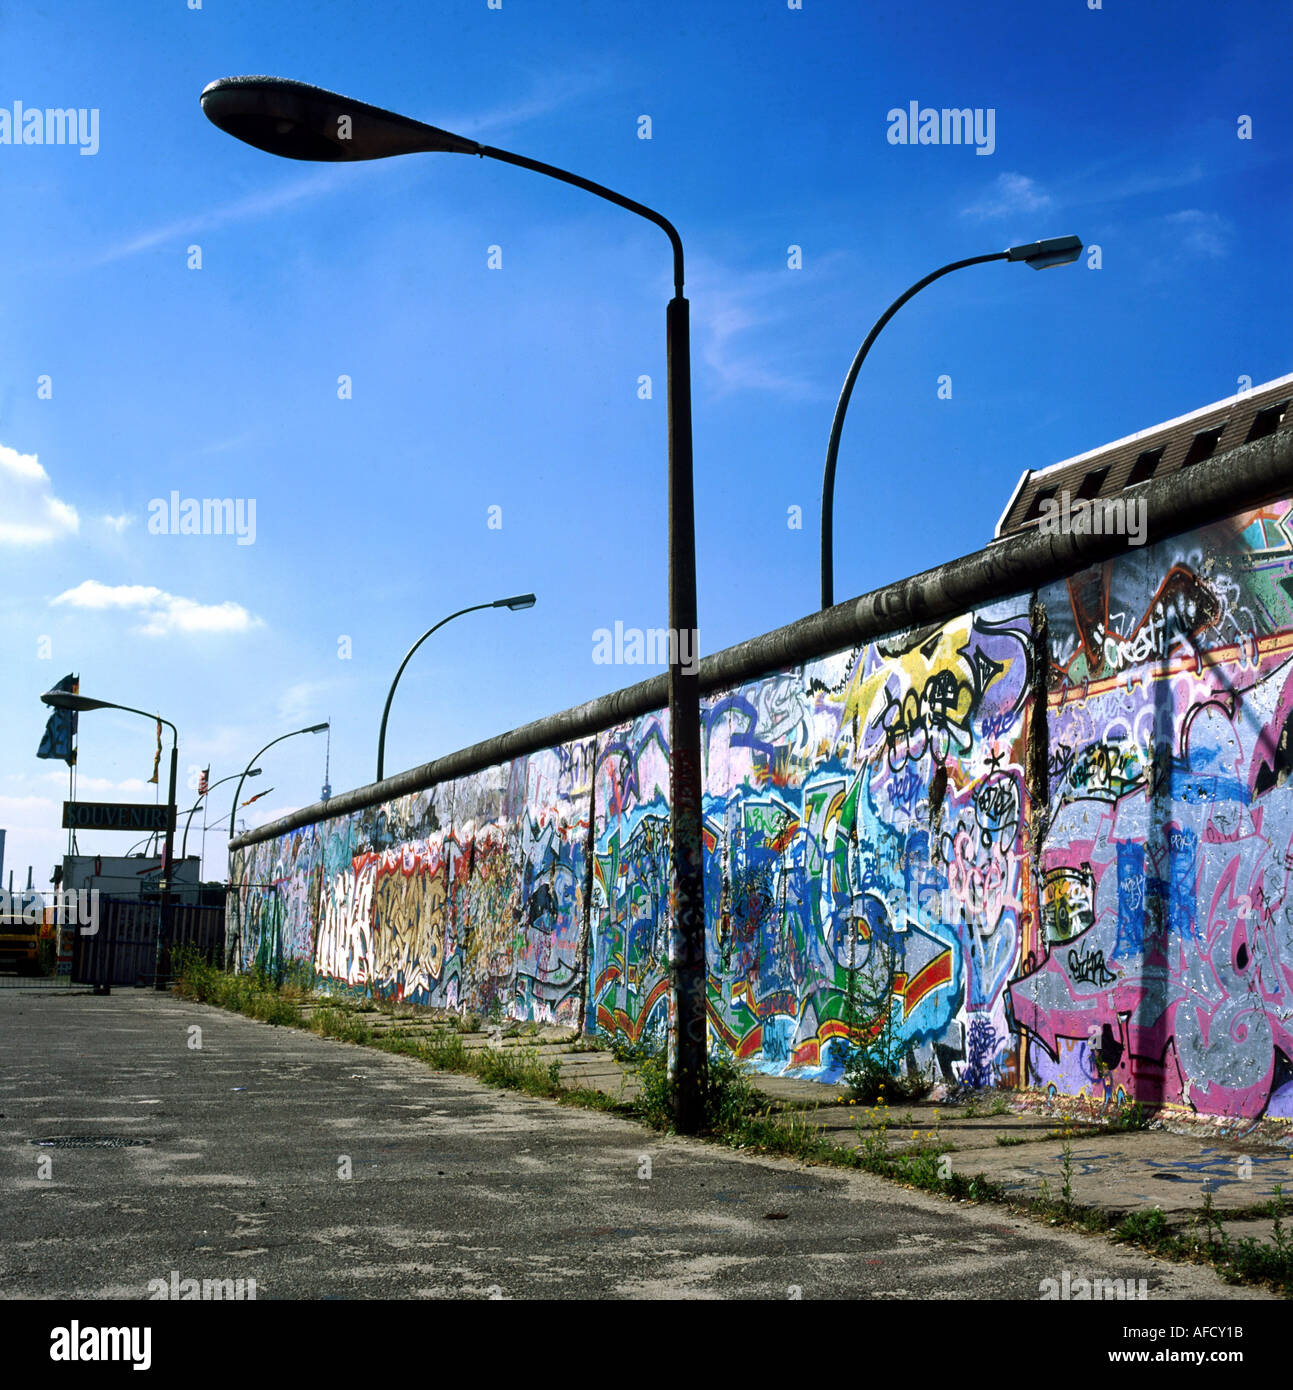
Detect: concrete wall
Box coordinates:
(230, 442, 1293, 1121)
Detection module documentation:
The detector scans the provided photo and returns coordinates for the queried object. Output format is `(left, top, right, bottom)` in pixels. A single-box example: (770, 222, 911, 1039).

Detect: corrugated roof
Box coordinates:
(994, 372, 1293, 539)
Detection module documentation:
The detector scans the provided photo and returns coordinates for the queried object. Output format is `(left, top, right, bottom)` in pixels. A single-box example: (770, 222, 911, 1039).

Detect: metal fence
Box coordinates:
(71, 898, 226, 991)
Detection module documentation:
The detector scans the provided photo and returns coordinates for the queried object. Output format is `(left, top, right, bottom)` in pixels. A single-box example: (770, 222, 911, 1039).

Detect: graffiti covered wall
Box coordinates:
(587, 600, 1034, 1090)
(1012, 508, 1293, 1120)
(232, 498, 1293, 1121)
(232, 742, 595, 1027)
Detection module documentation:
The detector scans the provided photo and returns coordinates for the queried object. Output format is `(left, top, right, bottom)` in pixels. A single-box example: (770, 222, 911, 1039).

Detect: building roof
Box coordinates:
(994, 372, 1293, 540)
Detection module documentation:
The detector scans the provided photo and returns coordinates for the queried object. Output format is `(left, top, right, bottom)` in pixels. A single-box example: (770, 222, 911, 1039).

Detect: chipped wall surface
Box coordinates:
(231, 499, 1293, 1120)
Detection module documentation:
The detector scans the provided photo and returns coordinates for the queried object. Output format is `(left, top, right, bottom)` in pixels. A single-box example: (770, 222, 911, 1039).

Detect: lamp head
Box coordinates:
(201, 76, 482, 162)
(1005, 234, 1083, 269)
(495, 593, 537, 611)
(306, 722, 330, 734)
(41, 689, 112, 713)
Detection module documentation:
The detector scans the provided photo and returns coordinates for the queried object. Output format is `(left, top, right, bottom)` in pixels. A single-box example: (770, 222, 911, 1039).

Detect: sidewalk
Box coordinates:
(301, 995, 1293, 1246)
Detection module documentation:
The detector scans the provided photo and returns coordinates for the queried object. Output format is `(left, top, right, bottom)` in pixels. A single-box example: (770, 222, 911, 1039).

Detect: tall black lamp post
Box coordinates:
(41, 688, 179, 987)
(201, 75, 709, 1131)
(820, 235, 1083, 610)
(377, 594, 536, 782)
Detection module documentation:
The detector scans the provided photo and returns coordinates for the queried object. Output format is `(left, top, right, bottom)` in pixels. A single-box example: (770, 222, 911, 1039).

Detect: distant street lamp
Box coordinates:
(377, 594, 536, 782)
(819, 235, 1083, 609)
(181, 769, 261, 863)
(226, 722, 328, 967)
(41, 687, 179, 987)
(201, 75, 711, 1132)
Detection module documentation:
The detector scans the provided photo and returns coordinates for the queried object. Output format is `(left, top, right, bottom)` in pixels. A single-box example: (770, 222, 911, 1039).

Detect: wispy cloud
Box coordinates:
(31, 769, 152, 794)
(691, 255, 842, 400)
(277, 680, 331, 724)
(89, 73, 611, 268)
(88, 170, 344, 266)
(442, 67, 612, 139)
(1164, 208, 1231, 259)
(0, 442, 79, 544)
(101, 513, 132, 534)
(1062, 160, 1208, 210)
(51, 579, 263, 637)
(962, 172, 1053, 221)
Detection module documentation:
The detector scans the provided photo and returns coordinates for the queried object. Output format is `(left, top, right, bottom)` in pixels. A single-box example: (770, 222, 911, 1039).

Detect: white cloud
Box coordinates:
(962, 172, 1053, 221)
(50, 579, 263, 637)
(277, 681, 331, 725)
(0, 795, 66, 886)
(1164, 209, 1230, 259)
(101, 513, 132, 533)
(90, 169, 345, 266)
(0, 443, 80, 544)
(2, 770, 151, 795)
(691, 257, 835, 400)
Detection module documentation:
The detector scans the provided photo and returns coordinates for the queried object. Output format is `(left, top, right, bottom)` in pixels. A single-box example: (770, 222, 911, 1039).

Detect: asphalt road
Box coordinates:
(0, 989, 1272, 1301)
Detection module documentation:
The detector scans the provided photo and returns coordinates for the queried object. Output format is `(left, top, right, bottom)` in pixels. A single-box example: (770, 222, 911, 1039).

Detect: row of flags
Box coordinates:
(38, 682, 271, 808)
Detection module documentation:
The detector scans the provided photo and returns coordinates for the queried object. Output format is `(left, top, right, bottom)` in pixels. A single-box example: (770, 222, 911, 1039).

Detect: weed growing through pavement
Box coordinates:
(839, 929, 930, 1105)
(1060, 1138, 1076, 1215)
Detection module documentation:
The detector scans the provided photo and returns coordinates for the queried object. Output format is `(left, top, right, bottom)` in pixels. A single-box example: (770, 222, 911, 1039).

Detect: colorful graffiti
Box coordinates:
(232, 499, 1293, 1120)
(232, 748, 593, 1027)
(584, 607, 1034, 1085)
(1012, 507, 1293, 1121)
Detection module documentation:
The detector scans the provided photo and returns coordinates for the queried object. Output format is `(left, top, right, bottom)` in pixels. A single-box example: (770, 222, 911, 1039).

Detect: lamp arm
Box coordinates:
(819, 251, 1007, 609)
(376, 602, 494, 781)
(479, 145, 684, 297)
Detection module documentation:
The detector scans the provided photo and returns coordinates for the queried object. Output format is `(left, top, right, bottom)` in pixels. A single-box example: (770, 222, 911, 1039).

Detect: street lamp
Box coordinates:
(377, 594, 536, 782)
(226, 722, 328, 968)
(819, 235, 1083, 609)
(181, 769, 261, 863)
(202, 75, 710, 1132)
(41, 687, 180, 986)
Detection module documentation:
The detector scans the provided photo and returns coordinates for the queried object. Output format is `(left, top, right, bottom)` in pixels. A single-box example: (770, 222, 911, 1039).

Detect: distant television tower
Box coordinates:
(320, 721, 332, 802)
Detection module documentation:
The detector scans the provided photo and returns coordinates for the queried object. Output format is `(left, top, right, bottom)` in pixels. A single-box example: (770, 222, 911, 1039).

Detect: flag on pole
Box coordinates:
(242, 787, 274, 807)
(148, 718, 162, 784)
(198, 767, 210, 796)
(37, 673, 78, 765)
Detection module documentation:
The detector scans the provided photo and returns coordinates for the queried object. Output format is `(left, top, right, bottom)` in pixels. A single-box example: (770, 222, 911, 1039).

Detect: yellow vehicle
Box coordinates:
(0, 919, 42, 974)
(0, 894, 45, 974)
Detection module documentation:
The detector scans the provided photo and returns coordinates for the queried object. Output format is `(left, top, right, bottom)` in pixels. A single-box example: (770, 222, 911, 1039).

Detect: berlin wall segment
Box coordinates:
(229, 433, 1293, 1123)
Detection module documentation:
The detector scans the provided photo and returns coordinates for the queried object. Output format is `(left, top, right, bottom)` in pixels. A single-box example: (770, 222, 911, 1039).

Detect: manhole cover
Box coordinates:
(30, 1136, 152, 1149)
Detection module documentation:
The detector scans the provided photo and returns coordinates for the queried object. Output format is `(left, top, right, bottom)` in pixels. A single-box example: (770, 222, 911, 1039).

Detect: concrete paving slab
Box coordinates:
(944, 1134, 1293, 1217)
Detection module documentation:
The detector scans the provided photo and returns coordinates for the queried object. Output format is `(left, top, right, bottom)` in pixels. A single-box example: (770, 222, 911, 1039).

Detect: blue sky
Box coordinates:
(2, 0, 1290, 887)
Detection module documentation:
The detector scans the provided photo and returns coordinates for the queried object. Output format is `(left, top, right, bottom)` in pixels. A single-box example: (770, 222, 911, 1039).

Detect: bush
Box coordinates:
(1115, 1207, 1170, 1245)
(634, 1047, 760, 1134)
(310, 1006, 370, 1044)
(477, 1046, 563, 1098)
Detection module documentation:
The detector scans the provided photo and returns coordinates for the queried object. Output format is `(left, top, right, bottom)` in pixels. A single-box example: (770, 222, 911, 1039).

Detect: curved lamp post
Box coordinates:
(181, 769, 260, 862)
(41, 688, 179, 987)
(819, 235, 1083, 609)
(377, 594, 536, 782)
(226, 722, 328, 967)
(201, 75, 709, 1132)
